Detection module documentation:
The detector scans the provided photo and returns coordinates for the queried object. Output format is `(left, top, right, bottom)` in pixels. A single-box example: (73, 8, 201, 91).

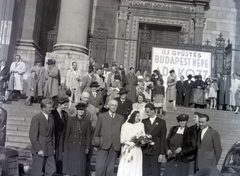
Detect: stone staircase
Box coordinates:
(3, 100, 240, 172)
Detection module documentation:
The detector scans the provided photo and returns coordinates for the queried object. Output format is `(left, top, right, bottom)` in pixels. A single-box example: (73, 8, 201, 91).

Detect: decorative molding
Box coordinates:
(124, 15, 191, 68)
(129, 1, 195, 13)
(193, 17, 206, 28)
(118, 10, 129, 21)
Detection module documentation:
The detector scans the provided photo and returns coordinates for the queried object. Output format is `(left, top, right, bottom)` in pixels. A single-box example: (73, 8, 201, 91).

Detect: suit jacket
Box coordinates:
(29, 112, 55, 156)
(115, 97, 133, 121)
(0, 107, 7, 146)
(94, 112, 124, 151)
(218, 77, 230, 105)
(197, 127, 222, 170)
(88, 91, 103, 110)
(183, 80, 194, 95)
(142, 117, 167, 155)
(0, 66, 9, 82)
(80, 74, 92, 92)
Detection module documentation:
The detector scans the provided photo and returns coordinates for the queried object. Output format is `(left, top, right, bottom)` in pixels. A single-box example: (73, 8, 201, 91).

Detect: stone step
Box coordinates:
(7, 135, 30, 143)
(7, 125, 30, 132)
(5, 141, 31, 150)
(7, 130, 29, 137)
(7, 120, 31, 126)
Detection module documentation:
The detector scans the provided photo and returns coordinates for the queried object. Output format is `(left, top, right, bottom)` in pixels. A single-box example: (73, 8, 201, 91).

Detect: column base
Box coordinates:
(46, 51, 89, 84)
(54, 43, 88, 55)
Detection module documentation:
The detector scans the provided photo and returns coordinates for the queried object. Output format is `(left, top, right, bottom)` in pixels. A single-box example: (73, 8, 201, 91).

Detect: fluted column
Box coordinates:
(54, 0, 91, 54)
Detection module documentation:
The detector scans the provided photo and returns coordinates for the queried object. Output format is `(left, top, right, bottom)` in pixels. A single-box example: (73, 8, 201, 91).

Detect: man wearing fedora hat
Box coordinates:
(31, 59, 47, 103)
(88, 81, 104, 111)
(183, 74, 194, 107)
(115, 87, 133, 121)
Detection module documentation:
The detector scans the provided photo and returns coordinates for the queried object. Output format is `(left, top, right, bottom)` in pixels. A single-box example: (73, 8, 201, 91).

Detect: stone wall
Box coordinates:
(91, 0, 119, 65)
(203, 0, 240, 74)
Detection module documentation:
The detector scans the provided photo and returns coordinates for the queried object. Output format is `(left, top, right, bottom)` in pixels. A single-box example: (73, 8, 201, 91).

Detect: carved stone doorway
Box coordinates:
(137, 23, 182, 73)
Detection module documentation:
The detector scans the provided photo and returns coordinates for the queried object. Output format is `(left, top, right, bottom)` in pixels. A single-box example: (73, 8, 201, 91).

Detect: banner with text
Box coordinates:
(152, 47, 212, 87)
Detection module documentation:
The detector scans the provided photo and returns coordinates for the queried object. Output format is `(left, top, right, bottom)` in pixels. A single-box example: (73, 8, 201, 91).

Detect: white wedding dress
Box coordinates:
(117, 122, 145, 176)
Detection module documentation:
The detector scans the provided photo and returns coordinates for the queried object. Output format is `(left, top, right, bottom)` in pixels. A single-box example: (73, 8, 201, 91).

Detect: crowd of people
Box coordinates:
(3, 57, 223, 175)
(2, 55, 240, 116)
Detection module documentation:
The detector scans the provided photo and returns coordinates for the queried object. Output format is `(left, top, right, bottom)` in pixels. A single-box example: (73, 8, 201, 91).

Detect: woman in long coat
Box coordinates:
(165, 114, 197, 176)
(166, 70, 177, 106)
(44, 59, 59, 98)
(125, 67, 138, 103)
(63, 103, 91, 176)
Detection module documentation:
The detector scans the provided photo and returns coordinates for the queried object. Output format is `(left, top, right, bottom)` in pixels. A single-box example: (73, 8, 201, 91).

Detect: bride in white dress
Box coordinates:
(117, 111, 145, 176)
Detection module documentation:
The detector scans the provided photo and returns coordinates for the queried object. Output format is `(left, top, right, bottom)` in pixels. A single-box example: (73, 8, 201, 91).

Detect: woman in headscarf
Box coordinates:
(164, 114, 197, 176)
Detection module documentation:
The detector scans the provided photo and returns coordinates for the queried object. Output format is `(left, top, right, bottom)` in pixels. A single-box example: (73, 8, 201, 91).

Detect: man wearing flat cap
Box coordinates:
(63, 102, 91, 176)
(88, 81, 104, 111)
(165, 114, 197, 176)
(115, 87, 133, 121)
(50, 97, 69, 174)
(183, 74, 194, 107)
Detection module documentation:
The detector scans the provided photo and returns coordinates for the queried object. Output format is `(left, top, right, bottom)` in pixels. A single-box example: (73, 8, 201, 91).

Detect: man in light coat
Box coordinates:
(197, 113, 222, 171)
(8, 55, 26, 99)
(65, 62, 81, 103)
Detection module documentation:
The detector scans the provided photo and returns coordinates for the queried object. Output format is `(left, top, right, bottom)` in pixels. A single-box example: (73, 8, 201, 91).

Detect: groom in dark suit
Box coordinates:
(142, 103, 167, 176)
(94, 99, 125, 176)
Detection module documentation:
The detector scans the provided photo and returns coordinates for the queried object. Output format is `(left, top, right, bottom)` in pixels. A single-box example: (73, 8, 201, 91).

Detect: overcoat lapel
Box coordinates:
(105, 112, 112, 124)
(112, 114, 120, 125)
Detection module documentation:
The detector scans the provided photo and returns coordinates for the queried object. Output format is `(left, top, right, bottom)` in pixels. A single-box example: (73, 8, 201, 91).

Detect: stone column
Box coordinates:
(54, 0, 90, 54)
(46, 0, 91, 83)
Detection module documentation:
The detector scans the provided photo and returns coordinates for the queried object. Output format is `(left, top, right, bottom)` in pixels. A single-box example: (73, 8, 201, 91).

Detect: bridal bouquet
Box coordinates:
(121, 132, 155, 162)
(131, 132, 155, 147)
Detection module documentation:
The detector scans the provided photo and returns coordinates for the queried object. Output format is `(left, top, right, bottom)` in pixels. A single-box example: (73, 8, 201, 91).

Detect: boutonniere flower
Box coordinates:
(156, 123, 158, 125)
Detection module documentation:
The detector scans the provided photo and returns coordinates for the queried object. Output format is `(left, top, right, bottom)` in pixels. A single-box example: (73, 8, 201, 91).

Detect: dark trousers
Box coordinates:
(143, 154, 161, 176)
(31, 154, 56, 176)
(95, 145, 118, 176)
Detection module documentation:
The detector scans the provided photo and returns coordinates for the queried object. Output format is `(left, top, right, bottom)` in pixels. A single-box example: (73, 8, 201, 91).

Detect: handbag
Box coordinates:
(92, 136, 102, 150)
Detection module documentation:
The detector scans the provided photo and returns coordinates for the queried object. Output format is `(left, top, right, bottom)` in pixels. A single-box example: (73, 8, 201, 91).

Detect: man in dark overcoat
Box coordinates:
(62, 103, 91, 176)
(125, 67, 138, 103)
(183, 74, 194, 107)
(218, 72, 231, 110)
(142, 103, 167, 176)
(176, 75, 185, 106)
(29, 99, 56, 175)
(94, 99, 124, 176)
(0, 60, 9, 99)
(0, 99, 7, 146)
(115, 88, 133, 121)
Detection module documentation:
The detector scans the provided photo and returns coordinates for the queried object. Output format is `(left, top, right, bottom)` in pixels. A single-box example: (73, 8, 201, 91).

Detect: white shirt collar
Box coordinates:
(109, 111, 115, 118)
(201, 126, 209, 140)
(42, 111, 48, 120)
(176, 127, 185, 134)
(149, 114, 157, 124)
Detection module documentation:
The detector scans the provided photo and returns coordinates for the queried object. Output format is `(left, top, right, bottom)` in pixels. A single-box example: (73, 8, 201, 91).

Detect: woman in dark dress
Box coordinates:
(63, 103, 91, 176)
(51, 97, 69, 174)
(164, 114, 197, 176)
